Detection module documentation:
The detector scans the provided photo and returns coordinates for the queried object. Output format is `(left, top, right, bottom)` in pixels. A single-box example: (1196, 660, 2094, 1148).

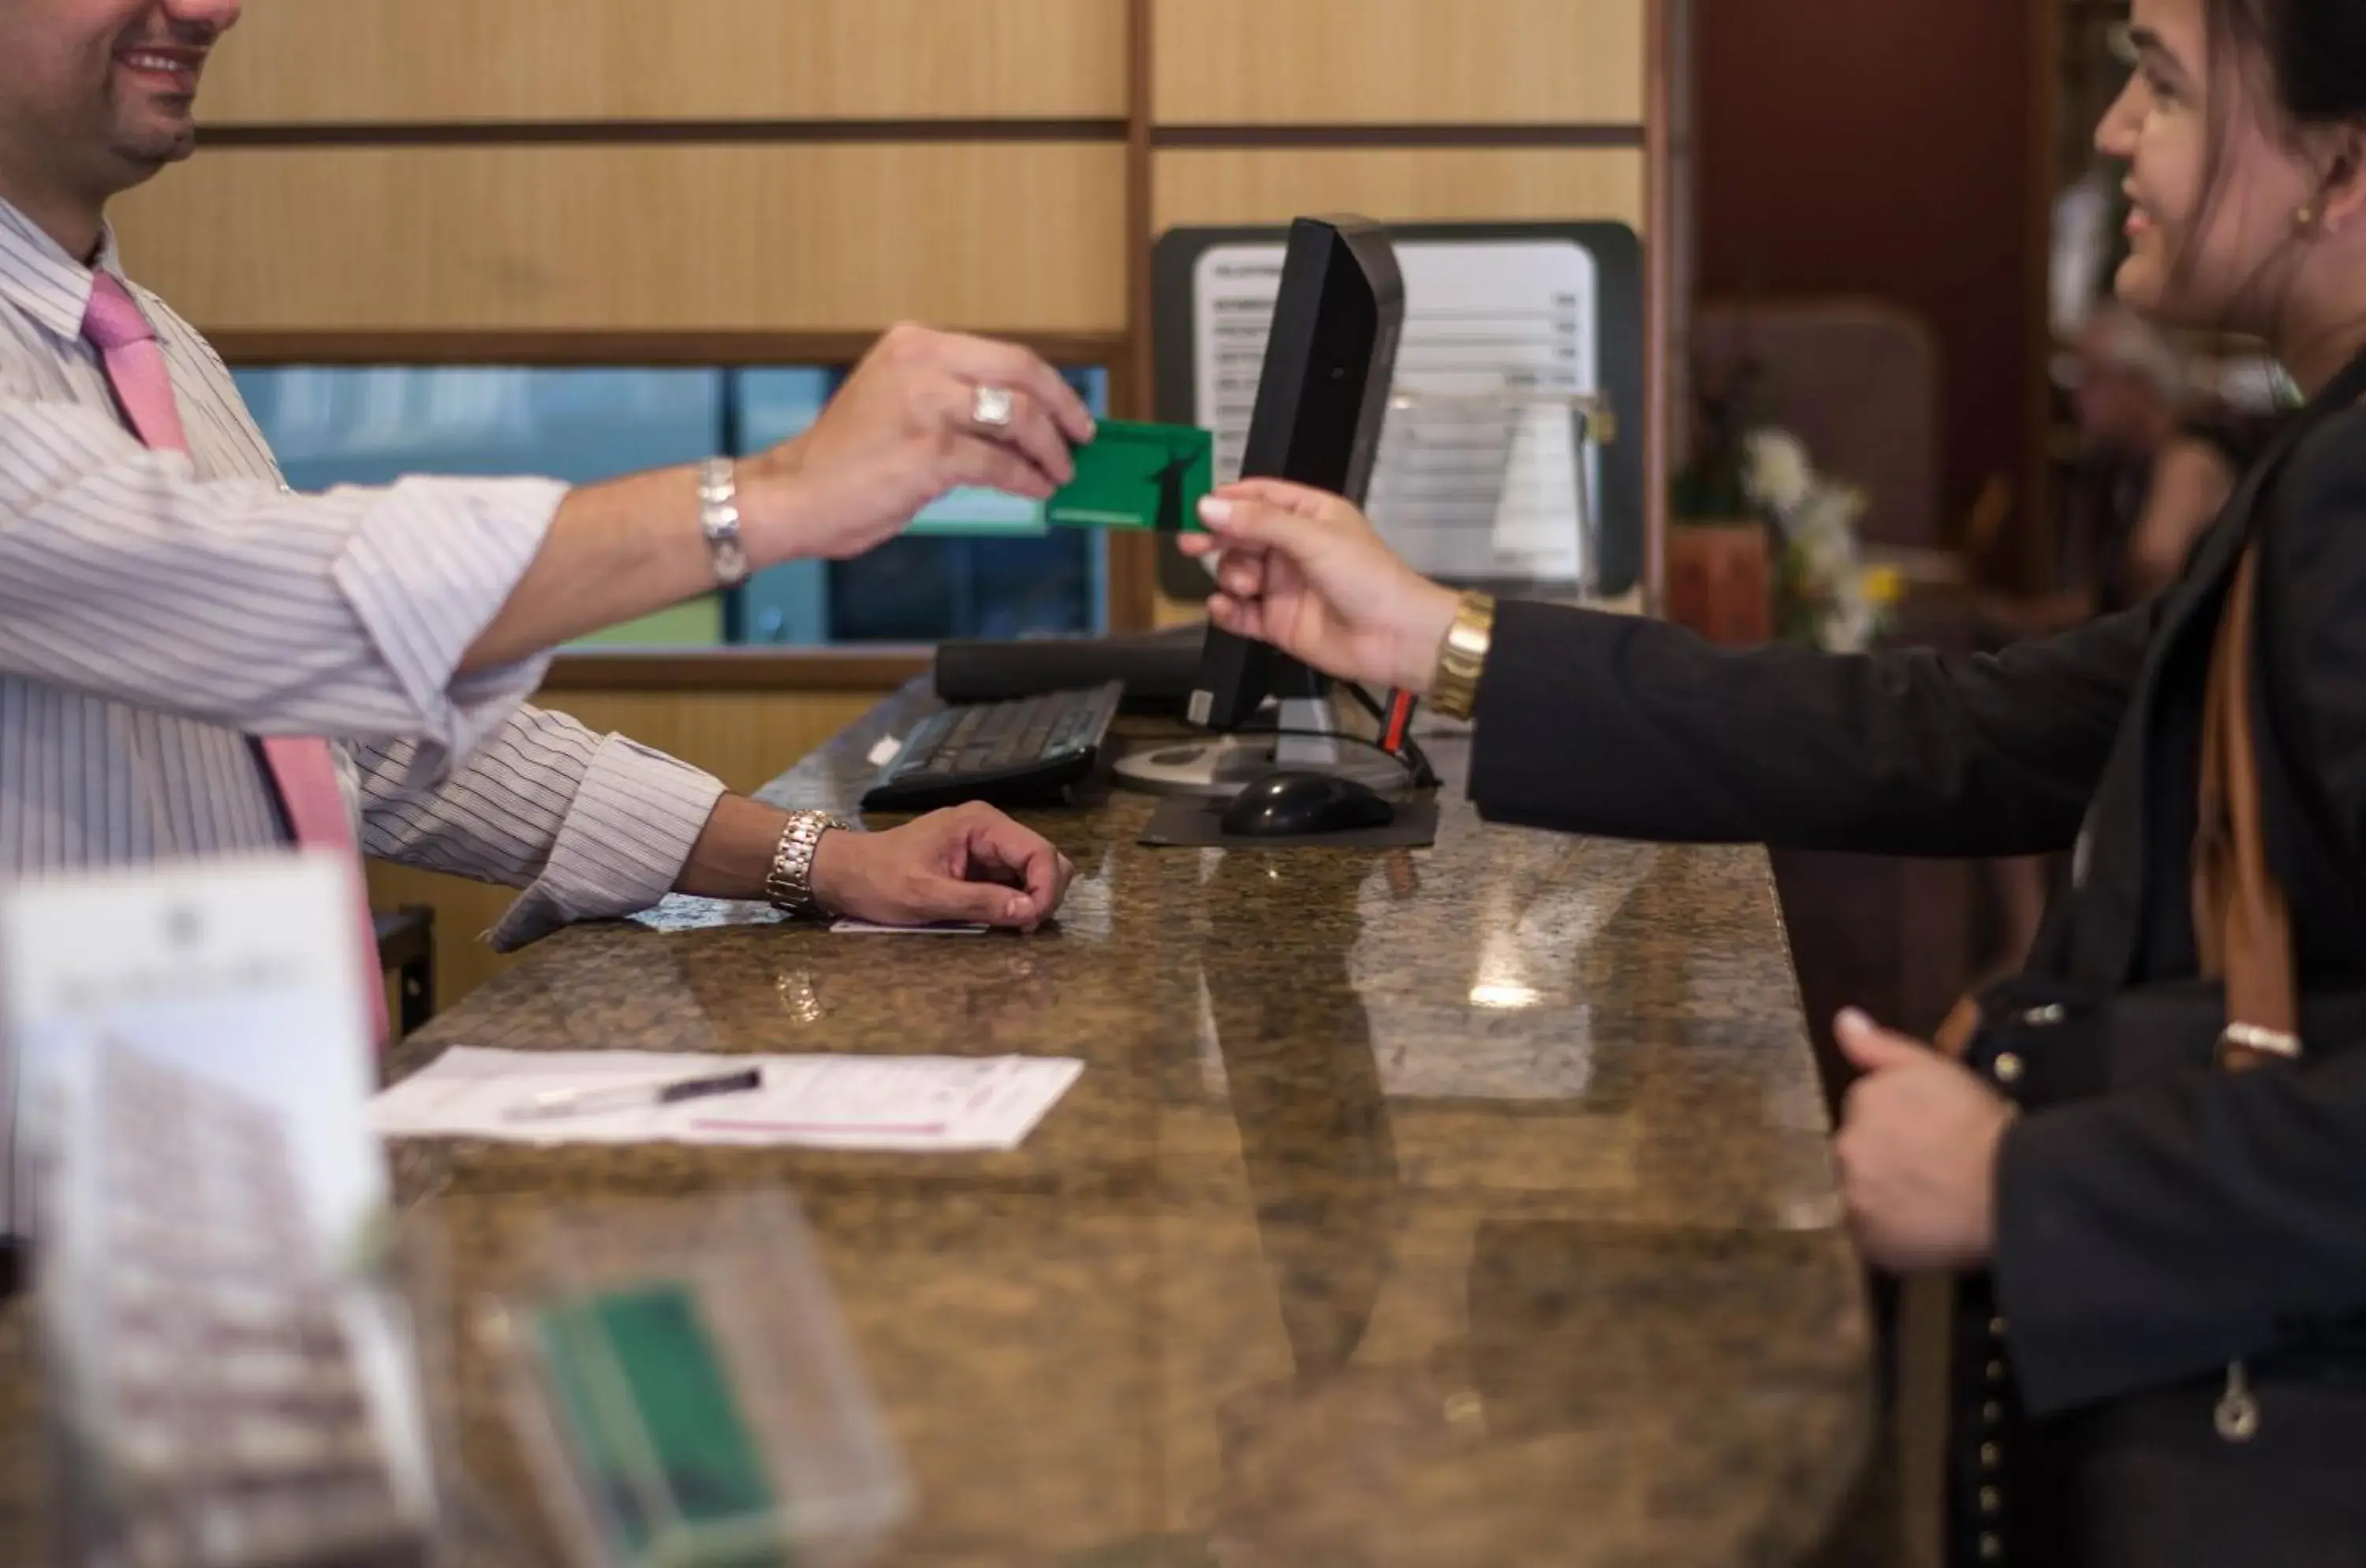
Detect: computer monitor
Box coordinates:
(1113, 215, 1407, 798)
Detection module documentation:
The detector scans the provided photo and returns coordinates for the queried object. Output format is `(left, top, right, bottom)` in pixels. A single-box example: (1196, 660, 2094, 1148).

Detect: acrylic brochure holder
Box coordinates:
(487, 1188, 910, 1568)
(0, 853, 438, 1568)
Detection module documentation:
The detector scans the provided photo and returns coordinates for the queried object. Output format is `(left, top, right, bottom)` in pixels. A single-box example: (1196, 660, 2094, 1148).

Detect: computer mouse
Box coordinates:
(1219, 771, 1397, 838)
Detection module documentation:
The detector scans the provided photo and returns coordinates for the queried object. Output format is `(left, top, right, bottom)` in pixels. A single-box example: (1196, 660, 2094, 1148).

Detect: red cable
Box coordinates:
(1382, 689, 1414, 754)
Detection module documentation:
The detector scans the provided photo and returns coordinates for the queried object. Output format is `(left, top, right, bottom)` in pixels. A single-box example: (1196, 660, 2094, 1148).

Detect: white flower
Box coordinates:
(1789, 486, 1861, 581)
(1819, 574, 1880, 654)
(1801, 532, 1854, 587)
(1744, 429, 1815, 515)
(1795, 481, 1868, 553)
(1823, 597, 1879, 654)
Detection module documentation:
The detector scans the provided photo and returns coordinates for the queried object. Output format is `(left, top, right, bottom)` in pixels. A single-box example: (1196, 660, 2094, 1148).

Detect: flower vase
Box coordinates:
(1665, 521, 1774, 646)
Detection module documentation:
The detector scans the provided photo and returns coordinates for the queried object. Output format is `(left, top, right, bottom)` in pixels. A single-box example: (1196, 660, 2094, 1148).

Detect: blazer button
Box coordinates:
(1983, 1400, 2004, 1424)
(1992, 1051, 2025, 1085)
(1980, 1441, 2002, 1468)
(1980, 1485, 2002, 1514)
(1980, 1532, 2003, 1561)
(1989, 1316, 2008, 1338)
(1986, 1359, 2006, 1383)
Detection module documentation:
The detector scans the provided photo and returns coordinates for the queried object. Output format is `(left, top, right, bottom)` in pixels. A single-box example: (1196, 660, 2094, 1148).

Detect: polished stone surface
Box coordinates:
(0, 686, 1872, 1566)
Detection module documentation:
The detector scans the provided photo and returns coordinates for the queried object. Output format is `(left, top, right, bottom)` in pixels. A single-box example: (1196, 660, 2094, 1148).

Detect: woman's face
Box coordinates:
(2097, 0, 2317, 330)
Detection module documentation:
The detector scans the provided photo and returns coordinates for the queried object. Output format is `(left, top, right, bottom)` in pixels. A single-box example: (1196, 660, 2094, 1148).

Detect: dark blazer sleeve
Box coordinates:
(1465, 597, 2157, 856)
(1992, 413, 2366, 1417)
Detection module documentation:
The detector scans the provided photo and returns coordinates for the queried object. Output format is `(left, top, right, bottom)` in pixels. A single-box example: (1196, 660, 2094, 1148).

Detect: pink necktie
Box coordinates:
(83, 274, 389, 1048)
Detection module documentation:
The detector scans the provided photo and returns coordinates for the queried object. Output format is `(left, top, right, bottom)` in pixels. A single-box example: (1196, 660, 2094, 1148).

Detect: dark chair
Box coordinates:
(371, 905, 436, 1039)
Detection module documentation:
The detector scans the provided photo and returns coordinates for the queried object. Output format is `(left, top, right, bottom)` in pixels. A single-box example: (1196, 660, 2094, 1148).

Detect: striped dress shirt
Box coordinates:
(0, 196, 730, 948)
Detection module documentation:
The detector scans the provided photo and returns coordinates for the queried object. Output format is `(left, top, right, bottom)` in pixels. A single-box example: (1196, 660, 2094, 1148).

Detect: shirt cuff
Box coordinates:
(332, 475, 569, 784)
(488, 733, 727, 950)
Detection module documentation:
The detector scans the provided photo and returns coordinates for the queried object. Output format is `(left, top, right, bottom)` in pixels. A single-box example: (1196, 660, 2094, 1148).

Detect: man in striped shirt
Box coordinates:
(0, 0, 1090, 946)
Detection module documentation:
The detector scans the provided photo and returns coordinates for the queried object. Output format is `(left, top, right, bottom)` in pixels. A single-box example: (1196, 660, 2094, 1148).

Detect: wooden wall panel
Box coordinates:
(532, 690, 891, 797)
(1152, 0, 1645, 125)
(368, 689, 890, 1015)
(1154, 148, 1648, 233)
(201, 0, 1127, 123)
(112, 144, 1129, 334)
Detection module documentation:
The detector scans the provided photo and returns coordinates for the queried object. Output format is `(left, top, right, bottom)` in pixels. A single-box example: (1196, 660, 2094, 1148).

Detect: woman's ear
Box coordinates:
(2308, 123, 2366, 236)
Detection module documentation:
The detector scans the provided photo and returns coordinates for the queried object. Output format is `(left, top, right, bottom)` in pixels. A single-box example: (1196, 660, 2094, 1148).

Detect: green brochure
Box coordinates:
(1044, 420, 1215, 533)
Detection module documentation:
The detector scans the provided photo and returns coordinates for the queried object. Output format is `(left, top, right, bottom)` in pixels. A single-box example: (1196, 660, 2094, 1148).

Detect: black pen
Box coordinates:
(502, 1066, 763, 1122)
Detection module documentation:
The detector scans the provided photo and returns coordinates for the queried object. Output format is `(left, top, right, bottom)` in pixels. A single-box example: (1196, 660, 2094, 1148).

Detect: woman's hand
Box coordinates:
(809, 801, 1075, 931)
(1832, 1008, 2017, 1271)
(1179, 479, 1461, 693)
(745, 323, 1096, 563)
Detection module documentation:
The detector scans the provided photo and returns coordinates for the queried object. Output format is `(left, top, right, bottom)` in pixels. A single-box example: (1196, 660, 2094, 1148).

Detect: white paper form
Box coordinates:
(368, 1047, 1082, 1152)
(1191, 238, 1603, 584)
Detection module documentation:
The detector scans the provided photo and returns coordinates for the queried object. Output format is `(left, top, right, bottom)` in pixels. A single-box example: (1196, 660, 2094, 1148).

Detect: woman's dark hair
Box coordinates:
(2179, 0, 2366, 304)
(2258, 0, 2366, 122)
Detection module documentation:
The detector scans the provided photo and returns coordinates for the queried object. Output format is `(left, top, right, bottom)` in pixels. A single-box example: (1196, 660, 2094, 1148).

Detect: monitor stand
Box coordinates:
(1110, 693, 1409, 799)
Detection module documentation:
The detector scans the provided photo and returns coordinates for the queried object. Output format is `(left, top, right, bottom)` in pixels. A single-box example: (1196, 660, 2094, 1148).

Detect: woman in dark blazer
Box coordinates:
(1181, 0, 2366, 1562)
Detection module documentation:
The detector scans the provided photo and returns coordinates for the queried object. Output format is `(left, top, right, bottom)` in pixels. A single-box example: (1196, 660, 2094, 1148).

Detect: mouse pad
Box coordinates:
(1138, 795, 1439, 850)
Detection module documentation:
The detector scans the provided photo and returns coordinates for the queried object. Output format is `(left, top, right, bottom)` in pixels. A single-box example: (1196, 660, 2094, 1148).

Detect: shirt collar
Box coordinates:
(0, 195, 130, 343)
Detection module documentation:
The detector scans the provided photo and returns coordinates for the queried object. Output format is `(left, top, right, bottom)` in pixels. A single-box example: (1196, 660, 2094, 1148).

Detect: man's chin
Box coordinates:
(107, 121, 200, 178)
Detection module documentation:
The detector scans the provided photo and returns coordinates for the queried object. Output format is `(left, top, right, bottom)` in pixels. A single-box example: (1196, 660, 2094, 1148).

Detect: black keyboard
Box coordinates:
(860, 681, 1125, 812)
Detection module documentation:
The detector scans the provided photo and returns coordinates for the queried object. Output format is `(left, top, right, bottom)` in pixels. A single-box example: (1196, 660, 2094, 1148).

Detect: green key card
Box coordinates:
(535, 1282, 793, 1568)
(1045, 420, 1215, 533)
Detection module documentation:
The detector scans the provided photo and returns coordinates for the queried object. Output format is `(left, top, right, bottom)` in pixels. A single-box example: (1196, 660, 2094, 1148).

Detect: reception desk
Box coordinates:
(0, 685, 1872, 1566)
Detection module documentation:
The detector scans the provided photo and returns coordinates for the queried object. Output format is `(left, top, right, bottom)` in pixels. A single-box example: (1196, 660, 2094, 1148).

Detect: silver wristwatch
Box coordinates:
(698, 456, 751, 588)
(766, 810, 849, 918)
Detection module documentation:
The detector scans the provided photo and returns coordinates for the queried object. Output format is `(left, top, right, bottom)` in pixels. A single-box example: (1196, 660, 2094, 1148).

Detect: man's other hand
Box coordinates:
(811, 801, 1075, 930)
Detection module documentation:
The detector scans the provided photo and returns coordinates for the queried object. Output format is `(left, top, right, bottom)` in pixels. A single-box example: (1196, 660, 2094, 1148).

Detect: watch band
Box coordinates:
(698, 456, 751, 588)
(766, 810, 849, 918)
(1427, 592, 1497, 722)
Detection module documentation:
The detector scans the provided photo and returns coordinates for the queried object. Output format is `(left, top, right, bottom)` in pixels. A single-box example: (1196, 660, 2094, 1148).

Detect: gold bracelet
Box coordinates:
(1427, 592, 1496, 722)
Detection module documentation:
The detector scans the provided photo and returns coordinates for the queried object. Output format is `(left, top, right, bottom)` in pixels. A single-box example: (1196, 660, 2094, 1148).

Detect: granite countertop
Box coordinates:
(0, 685, 1872, 1567)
